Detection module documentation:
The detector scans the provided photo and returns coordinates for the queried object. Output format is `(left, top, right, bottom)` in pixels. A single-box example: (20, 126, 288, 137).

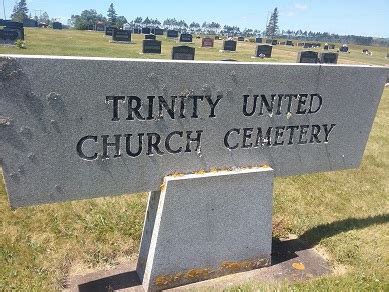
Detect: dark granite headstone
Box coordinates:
(297, 42, 304, 46)
(271, 39, 278, 45)
(105, 27, 116, 36)
(215, 36, 221, 40)
(112, 30, 131, 42)
(339, 46, 349, 52)
(304, 43, 312, 48)
(133, 28, 141, 34)
(145, 34, 156, 40)
(265, 39, 272, 44)
(238, 36, 244, 41)
(255, 37, 262, 43)
(142, 27, 151, 34)
(52, 22, 62, 30)
(324, 44, 329, 50)
(0, 27, 24, 42)
(154, 28, 164, 35)
(329, 44, 335, 49)
(202, 37, 214, 48)
(319, 52, 338, 64)
(286, 40, 293, 46)
(297, 51, 319, 63)
(167, 30, 179, 38)
(172, 45, 195, 60)
(23, 19, 38, 27)
(179, 33, 192, 42)
(142, 39, 161, 54)
(223, 40, 237, 51)
(256, 45, 272, 58)
(279, 41, 286, 45)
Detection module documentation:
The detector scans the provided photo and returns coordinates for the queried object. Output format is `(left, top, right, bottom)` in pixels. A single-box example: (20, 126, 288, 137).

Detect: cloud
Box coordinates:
(281, 3, 309, 17)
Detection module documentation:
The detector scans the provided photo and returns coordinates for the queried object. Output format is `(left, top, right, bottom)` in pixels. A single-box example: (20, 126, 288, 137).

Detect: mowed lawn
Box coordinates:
(0, 28, 388, 291)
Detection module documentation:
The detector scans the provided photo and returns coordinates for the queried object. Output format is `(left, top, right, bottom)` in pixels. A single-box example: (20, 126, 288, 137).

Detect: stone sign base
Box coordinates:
(136, 167, 273, 291)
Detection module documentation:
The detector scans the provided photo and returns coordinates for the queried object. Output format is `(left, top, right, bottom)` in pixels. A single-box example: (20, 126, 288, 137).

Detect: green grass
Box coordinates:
(0, 28, 388, 291)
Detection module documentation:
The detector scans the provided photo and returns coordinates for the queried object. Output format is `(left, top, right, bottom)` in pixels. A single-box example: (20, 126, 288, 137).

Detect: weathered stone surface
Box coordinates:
(138, 167, 273, 291)
(0, 55, 387, 207)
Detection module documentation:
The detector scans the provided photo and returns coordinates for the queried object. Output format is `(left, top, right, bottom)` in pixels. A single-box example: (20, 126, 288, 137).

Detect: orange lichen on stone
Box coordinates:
(186, 268, 209, 279)
(155, 275, 170, 286)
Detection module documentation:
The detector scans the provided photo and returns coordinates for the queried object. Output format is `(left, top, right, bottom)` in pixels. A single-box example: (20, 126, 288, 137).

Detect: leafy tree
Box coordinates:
(134, 17, 143, 28)
(116, 16, 127, 28)
(265, 7, 279, 38)
(39, 12, 50, 24)
(11, 0, 29, 22)
(107, 3, 117, 25)
(142, 17, 151, 26)
(70, 9, 106, 30)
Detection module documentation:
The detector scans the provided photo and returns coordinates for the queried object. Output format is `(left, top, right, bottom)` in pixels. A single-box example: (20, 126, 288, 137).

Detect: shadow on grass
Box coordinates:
(77, 214, 388, 291)
(272, 213, 389, 264)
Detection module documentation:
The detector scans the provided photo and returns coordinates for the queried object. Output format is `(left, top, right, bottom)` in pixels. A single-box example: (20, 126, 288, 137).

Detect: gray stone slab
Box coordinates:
(138, 167, 273, 291)
(0, 55, 387, 207)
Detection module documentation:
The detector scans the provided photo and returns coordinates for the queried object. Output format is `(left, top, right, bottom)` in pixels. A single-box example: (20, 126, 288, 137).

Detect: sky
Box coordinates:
(2, 0, 389, 37)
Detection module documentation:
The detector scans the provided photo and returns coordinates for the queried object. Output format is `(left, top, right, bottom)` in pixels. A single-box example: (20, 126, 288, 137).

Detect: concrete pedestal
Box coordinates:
(136, 167, 274, 291)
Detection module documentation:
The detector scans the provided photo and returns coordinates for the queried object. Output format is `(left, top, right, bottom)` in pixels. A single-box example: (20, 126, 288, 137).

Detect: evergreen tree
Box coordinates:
(265, 8, 279, 38)
(107, 3, 117, 25)
(11, 0, 29, 22)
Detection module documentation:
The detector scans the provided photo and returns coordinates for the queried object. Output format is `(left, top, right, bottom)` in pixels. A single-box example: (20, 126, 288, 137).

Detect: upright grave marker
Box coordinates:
(180, 33, 193, 42)
(297, 50, 319, 63)
(52, 22, 63, 30)
(145, 34, 156, 40)
(256, 45, 272, 58)
(0, 21, 24, 44)
(142, 40, 161, 54)
(105, 26, 116, 36)
(167, 30, 179, 38)
(223, 40, 237, 51)
(0, 55, 387, 290)
(255, 37, 262, 43)
(271, 39, 278, 45)
(202, 37, 214, 48)
(112, 30, 131, 42)
(286, 40, 293, 46)
(142, 27, 151, 34)
(319, 52, 338, 64)
(238, 36, 244, 41)
(171, 45, 195, 60)
(154, 28, 164, 35)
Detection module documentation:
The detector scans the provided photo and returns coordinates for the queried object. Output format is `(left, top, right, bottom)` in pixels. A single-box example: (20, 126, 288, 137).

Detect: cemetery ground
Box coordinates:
(0, 28, 388, 291)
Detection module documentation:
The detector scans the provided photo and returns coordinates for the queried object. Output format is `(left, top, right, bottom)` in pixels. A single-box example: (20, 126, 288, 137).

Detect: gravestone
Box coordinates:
(215, 36, 221, 40)
(319, 52, 338, 64)
(297, 50, 319, 63)
(172, 45, 195, 60)
(105, 27, 116, 36)
(255, 37, 262, 43)
(265, 39, 272, 44)
(133, 28, 141, 34)
(142, 27, 151, 34)
(202, 37, 214, 48)
(297, 42, 304, 46)
(142, 40, 161, 54)
(271, 39, 278, 45)
(256, 45, 272, 58)
(95, 22, 105, 32)
(154, 28, 164, 35)
(286, 40, 293, 46)
(279, 41, 286, 45)
(0, 20, 24, 44)
(324, 44, 329, 50)
(167, 30, 179, 38)
(0, 55, 387, 291)
(112, 30, 131, 42)
(180, 33, 193, 42)
(238, 36, 244, 41)
(304, 43, 312, 48)
(23, 19, 38, 28)
(339, 45, 349, 52)
(145, 34, 156, 40)
(329, 44, 335, 49)
(52, 22, 62, 30)
(0, 20, 23, 28)
(223, 40, 237, 51)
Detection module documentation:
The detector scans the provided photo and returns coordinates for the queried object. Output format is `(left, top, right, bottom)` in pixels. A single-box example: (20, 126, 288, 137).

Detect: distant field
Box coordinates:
(0, 28, 388, 66)
(0, 28, 388, 291)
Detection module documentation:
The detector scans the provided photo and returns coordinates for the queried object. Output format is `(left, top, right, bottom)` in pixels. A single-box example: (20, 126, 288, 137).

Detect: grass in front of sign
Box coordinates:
(0, 29, 388, 291)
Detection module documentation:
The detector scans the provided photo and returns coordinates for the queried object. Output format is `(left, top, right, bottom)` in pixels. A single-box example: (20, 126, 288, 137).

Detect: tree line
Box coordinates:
(7, 1, 388, 46)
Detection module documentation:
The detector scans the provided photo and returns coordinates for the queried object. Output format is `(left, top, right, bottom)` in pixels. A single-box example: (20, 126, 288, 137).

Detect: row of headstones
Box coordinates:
(0, 20, 24, 43)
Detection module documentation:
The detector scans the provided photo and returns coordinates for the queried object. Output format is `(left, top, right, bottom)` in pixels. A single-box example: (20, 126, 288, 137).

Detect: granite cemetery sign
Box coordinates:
(0, 55, 387, 290)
